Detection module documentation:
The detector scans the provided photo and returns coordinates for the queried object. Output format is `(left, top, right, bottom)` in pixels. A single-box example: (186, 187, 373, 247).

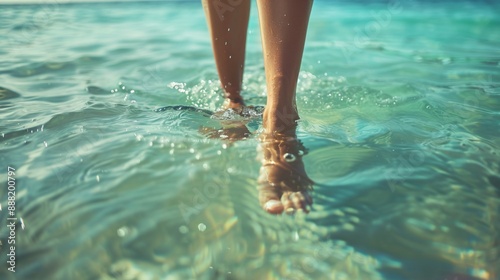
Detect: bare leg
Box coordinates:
(256, 0, 313, 132)
(202, 0, 250, 109)
(256, 0, 313, 213)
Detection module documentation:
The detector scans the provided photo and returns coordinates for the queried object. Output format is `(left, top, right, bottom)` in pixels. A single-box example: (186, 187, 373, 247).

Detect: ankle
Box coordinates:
(263, 105, 299, 134)
(223, 96, 245, 109)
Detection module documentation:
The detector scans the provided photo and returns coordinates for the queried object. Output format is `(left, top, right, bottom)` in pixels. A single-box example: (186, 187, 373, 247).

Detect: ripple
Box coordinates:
(1, 2, 499, 280)
(0, 86, 21, 101)
(306, 144, 374, 184)
(6, 61, 77, 78)
(85, 85, 111, 95)
(155, 105, 213, 118)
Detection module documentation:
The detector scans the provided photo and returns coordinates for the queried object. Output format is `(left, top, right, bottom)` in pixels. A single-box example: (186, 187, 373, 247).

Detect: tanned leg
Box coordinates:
(202, 0, 250, 109)
(256, 0, 313, 214)
(256, 0, 313, 132)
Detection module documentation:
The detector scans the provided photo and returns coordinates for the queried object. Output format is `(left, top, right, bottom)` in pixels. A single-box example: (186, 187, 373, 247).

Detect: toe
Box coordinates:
(259, 185, 285, 214)
(264, 200, 284, 214)
(281, 192, 295, 214)
(291, 192, 311, 213)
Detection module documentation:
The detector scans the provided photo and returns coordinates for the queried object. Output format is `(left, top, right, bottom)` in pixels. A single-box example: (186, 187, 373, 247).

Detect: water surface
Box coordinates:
(0, 1, 499, 279)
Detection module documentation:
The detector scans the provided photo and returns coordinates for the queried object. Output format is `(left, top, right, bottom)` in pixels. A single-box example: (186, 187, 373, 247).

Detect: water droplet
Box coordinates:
(19, 217, 25, 230)
(224, 41, 228, 45)
(342, 223, 355, 231)
(198, 223, 207, 232)
(96, 175, 100, 182)
(222, 143, 227, 149)
(179, 225, 189, 234)
(217, 150, 222, 155)
(441, 57, 451, 65)
(189, 148, 195, 153)
(227, 28, 231, 31)
(130, 89, 135, 94)
(229, 56, 232, 59)
(283, 153, 296, 162)
(117, 226, 130, 237)
(43, 141, 48, 147)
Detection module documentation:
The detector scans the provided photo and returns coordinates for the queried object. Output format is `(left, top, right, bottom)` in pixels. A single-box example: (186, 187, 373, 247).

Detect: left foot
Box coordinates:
(223, 97, 245, 111)
(200, 98, 263, 141)
(199, 124, 251, 141)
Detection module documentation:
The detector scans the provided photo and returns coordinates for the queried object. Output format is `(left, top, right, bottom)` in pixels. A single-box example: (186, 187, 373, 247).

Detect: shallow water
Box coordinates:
(1, 0, 499, 279)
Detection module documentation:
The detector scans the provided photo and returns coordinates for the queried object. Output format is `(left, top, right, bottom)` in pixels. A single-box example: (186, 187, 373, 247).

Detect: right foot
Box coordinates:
(257, 131, 313, 214)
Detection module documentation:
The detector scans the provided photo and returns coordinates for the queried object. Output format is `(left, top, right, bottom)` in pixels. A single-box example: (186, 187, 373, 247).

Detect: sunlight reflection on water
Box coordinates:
(0, 1, 499, 279)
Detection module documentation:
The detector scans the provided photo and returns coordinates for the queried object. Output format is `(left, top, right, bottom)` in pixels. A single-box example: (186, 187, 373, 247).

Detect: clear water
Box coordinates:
(1, 1, 499, 279)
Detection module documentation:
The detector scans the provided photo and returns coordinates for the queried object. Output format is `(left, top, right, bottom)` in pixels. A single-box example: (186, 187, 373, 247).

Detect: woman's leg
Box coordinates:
(202, 0, 251, 109)
(256, 0, 313, 213)
(256, 0, 313, 132)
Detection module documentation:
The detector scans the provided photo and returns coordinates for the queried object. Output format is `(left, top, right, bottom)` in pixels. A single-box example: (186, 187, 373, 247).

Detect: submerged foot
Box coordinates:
(199, 125, 251, 141)
(258, 132, 313, 214)
(223, 97, 245, 111)
(212, 98, 264, 120)
(200, 99, 263, 141)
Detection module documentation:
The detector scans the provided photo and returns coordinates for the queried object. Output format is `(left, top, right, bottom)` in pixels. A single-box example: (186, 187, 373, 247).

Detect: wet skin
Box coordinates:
(202, 0, 314, 214)
(201, 103, 313, 215)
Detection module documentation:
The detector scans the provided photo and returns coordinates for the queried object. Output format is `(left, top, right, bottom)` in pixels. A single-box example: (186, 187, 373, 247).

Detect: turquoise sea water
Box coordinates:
(1, 0, 499, 279)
